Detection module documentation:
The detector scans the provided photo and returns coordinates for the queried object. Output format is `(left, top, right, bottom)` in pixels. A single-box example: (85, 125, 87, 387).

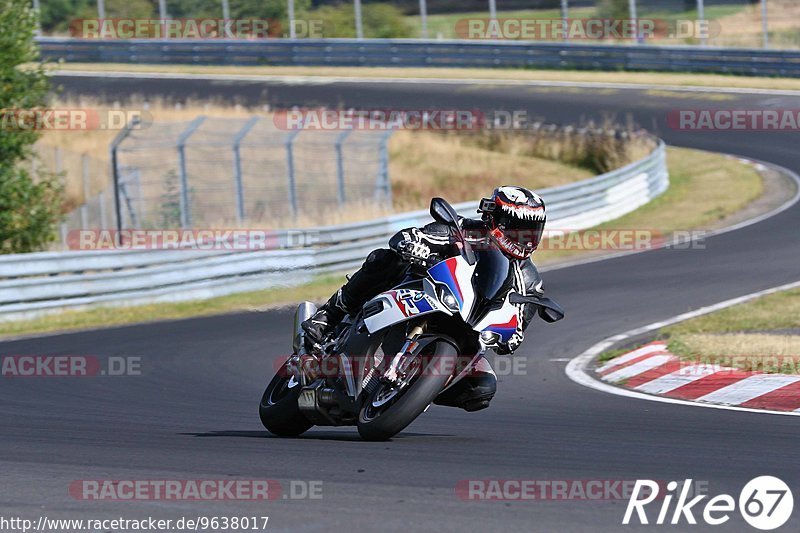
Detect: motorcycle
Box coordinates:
(259, 197, 564, 441)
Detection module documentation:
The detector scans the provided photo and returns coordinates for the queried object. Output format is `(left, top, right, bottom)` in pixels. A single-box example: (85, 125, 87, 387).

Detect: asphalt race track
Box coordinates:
(2, 75, 799, 531)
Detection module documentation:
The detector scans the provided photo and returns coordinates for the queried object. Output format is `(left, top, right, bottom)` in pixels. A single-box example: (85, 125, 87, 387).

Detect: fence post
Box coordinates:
(176, 116, 206, 228)
(288, 0, 296, 39)
(419, 0, 428, 39)
(335, 129, 352, 206)
(285, 130, 301, 218)
(110, 116, 140, 239)
(81, 153, 90, 202)
(99, 190, 108, 228)
(60, 223, 68, 250)
(231, 116, 259, 224)
(697, 0, 706, 46)
(118, 168, 139, 228)
(54, 146, 62, 175)
(375, 129, 394, 205)
(354, 0, 363, 40)
(33, 0, 41, 36)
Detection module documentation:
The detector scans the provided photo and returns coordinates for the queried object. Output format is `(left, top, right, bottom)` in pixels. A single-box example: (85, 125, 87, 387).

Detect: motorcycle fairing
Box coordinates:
(473, 294, 520, 343)
(363, 288, 449, 334)
(427, 256, 477, 319)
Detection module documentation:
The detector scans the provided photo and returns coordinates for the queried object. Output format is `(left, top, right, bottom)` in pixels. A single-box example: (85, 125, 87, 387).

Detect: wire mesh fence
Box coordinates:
(33, 144, 115, 247)
(112, 116, 393, 230)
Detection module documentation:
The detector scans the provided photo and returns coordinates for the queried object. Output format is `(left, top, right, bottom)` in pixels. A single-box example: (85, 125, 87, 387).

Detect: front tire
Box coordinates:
(259, 370, 313, 437)
(357, 340, 457, 441)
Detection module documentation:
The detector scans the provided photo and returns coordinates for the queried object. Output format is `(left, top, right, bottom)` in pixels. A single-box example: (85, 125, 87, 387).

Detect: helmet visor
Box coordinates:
(490, 222, 544, 259)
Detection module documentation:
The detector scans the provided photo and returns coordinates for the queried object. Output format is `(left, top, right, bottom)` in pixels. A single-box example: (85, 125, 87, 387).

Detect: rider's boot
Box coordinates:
(301, 249, 407, 348)
(301, 288, 351, 348)
(434, 356, 497, 412)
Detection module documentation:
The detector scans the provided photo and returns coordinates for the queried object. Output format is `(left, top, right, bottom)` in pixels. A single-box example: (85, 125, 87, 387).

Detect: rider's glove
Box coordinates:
(396, 240, 432, 266)
(495, 331, 523, 355)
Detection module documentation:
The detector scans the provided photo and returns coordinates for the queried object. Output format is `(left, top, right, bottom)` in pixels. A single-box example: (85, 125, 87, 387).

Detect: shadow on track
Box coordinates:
(180, 430, 458, 441)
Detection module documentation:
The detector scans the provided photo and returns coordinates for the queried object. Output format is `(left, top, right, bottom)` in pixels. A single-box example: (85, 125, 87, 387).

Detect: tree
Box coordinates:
(0, 0, 62, 253)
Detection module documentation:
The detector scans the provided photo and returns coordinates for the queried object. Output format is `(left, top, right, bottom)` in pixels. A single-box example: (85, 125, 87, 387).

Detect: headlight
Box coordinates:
(480, 331, 501, 346)
(436, 284, 460, 312)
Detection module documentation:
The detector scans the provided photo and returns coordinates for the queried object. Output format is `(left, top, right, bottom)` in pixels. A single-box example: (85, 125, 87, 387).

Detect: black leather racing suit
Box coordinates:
(324, 217, 545, 411)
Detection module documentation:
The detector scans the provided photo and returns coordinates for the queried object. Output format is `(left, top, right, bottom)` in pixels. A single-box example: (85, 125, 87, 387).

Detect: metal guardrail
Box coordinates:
(0, 142, 667, 321)
(38, 37, 800, 77)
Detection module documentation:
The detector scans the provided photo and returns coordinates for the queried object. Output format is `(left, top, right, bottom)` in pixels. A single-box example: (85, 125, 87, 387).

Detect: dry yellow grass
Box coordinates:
(37, 99, 636, 227)
(669, 333, 800, 374)
(388, 130, 595, 211)
(653, 288, 800, 373)
(51, 63, 800, 92)
(35, 98, 267, 211)
(676, 333, 800, 358)
(710, 0, 800, 49)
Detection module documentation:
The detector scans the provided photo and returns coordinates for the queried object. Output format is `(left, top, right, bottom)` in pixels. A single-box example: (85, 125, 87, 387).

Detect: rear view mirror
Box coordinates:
(508, 293, 565, 323)
(538, 304, 565, 323)
(429, 197, 477, 265)
(430, 197, 458, 226)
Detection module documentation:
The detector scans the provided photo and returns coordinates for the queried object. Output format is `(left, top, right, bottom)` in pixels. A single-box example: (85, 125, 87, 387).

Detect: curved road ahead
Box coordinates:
(1, 75, 799, 532)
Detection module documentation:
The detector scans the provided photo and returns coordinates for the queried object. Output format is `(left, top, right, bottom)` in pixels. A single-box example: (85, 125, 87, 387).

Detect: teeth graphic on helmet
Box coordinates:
(500, 203, 545, 221)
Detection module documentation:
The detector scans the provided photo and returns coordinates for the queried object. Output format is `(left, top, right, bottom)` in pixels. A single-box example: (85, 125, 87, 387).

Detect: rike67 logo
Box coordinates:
(624, 477, 793, 530)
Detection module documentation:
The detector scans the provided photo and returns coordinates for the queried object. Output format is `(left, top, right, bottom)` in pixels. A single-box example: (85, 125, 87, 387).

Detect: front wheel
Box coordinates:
(357, 340, 457, 441)
(259, 367, 313, 437)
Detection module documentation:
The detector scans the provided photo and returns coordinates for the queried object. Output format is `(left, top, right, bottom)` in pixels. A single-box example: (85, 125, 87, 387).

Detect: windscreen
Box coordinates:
(472, 247, 513, 302)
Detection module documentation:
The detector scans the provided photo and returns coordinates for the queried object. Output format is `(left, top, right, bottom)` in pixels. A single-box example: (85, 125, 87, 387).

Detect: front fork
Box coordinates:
(383, 322, 427, 385)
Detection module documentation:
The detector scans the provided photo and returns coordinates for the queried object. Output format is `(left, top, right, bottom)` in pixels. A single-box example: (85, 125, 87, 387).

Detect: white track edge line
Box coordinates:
(565, 279, 800, 417)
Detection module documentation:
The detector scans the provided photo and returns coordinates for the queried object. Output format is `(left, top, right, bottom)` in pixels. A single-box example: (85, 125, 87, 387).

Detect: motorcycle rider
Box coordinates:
(302, 186, 547, 412)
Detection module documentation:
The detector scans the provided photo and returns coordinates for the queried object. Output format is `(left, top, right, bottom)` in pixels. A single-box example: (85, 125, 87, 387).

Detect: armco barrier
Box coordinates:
(38, 38, 800, 77)
(0, 142, 667, 321)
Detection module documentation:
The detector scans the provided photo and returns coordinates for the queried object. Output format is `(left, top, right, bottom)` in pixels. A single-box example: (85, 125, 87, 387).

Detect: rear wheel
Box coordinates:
(357, 340, 457, 441)
(259, 366, 313, 437)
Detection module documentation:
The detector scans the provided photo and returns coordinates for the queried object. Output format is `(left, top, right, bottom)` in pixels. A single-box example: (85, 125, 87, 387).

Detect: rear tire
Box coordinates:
(357, 340, 457, 441)
(259, 371, 313, 437)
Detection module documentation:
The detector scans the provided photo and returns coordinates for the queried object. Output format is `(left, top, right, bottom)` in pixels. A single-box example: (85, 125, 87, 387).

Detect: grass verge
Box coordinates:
(1, 145, 765, 340)
(600, 288, 800, 374)
(51, 63, 800, 93)
(533, 145, 763, 264)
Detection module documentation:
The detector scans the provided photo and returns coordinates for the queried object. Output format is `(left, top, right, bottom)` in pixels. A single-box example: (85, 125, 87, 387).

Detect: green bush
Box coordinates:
(0, 0, 62, 253)
(597, 0, 631, 20)
(310, 3, 412, 38)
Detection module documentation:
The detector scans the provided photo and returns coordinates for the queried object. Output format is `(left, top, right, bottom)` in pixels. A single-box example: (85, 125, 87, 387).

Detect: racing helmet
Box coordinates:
(478, 186, 546, 259)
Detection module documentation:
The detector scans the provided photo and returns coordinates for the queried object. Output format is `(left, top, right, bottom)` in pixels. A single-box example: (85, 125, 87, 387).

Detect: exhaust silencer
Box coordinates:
(293, 301, 317, 354)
